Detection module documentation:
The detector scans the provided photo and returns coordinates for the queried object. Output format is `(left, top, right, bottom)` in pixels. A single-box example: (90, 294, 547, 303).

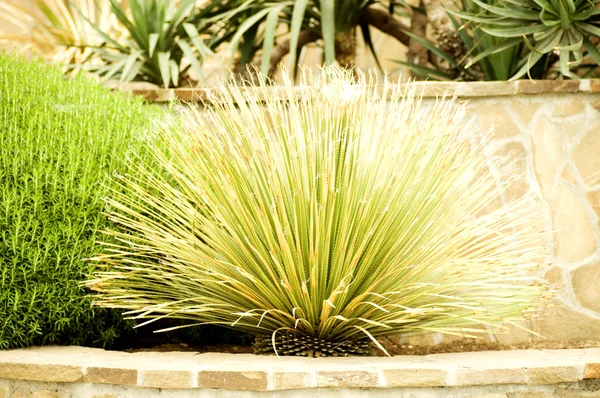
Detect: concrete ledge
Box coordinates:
(120, 79, 600, 102)
(1, 347, 600, 397)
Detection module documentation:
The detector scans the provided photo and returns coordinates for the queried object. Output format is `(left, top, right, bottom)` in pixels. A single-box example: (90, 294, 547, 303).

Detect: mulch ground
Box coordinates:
(124, 339, 600, 356)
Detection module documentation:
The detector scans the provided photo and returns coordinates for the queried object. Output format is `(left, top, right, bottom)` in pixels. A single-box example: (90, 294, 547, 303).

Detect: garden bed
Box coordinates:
(2, 346, 600, 397)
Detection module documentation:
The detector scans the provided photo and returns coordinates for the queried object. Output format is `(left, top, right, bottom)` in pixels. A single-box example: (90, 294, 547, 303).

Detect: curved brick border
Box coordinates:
(1, 347, 600, 397)
(121, 79, 600, 103)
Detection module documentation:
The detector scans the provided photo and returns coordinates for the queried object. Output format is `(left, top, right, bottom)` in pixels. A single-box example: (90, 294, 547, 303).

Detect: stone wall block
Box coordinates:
(551, 184, 597, 262)
(84, 367, 138, 385)
(571, 262, 600, 313)
(506, 392, 555, 398)
(587, 190, 600, 219)
(584, 363, 600, 378)
(272, 371, 313, 390)
(537, 301, 600, 341)
(528, 365, 580, 384)
(573, 128, 600, 187)
(471, 103, 521, 139)
(456, 367, 527, 386)
(532, 117, 567, 195)
(510, 99, 542, 126)
(316, 370, 379, 388)
(494, 142, 530, 201)
(0, 364, 82, 383)
(552, 99, 587, 118)
(141, 370, 194, 389)
(198, 370, 268, 391)
(383, 368, 447, 387)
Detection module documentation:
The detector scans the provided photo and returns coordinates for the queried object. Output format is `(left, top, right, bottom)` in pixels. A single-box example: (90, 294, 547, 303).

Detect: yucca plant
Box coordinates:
(88, 69, 550, 357)
(0, 0, 124, 67)
(200, 0, 413, 78)
(76, 0, 214, 87)
(449, 0, 600, 79)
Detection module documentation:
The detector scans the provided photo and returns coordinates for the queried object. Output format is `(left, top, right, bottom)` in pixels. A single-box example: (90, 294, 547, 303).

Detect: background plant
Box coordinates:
(88, 68, 550, 357)
(397, 0, 522, 80)
(447, 0, 600, 79)
(0, 0, 125, 66)
(76, 0, 216, 87)
(200, 0, 414, 79)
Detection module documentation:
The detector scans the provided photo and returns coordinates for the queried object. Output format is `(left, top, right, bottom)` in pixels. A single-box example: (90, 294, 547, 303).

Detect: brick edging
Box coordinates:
(1, 347, 600, 391)
(120, 79, 600, 103)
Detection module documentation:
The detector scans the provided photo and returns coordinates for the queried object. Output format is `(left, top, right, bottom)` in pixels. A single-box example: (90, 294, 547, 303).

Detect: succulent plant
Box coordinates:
(450, 0, 600, 79)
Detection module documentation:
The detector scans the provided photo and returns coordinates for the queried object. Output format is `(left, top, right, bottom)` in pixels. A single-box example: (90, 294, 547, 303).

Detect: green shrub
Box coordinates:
(88, 69, 550, 357)
(0, 53, 161, 349)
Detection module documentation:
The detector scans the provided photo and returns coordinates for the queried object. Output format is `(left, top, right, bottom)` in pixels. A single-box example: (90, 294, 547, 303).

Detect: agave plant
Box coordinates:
(88, 69, 549, 357)
(76, 0, 215, 87)
(0, 0, 124, 67)
(449, 0, 600, 79)
(396, 0, 553, 81)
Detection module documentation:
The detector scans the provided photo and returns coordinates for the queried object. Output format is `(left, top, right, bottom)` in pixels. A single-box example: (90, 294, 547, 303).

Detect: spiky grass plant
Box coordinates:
(88, 68, 550, 357)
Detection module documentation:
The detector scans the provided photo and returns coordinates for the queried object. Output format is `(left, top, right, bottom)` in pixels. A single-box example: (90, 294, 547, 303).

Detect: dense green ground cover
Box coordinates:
(0, 54, 159, 348)
(0, 54, 252, 349)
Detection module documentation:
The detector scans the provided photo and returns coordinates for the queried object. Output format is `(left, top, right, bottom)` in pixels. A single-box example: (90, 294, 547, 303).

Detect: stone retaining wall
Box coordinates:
(123, 80, 600, 346)
(2, 347, 600, 397)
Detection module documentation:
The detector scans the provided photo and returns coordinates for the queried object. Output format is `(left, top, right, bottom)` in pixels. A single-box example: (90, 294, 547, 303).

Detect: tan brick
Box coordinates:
(590, 80, 600, 92)
(198, 370, 268, 391)
(0, 385, 7, 398)
(585, 363, 600, 378)
(528, 365, 580, 384)
(316, 370, 378, 388)
(91, 395, 119, 398)
(456, 367, 527, 386)
(84, 367, 137, 385)
(466, 394, 508, 398)
(0, 364, 82, 383)
(141, 370, 193, 389)
(273, 371, 313, 390)
(507, 392, 555, 398)
(383, 368, 447, 387)
(455, 81, 516, 97)
(516, 79, 579, 94)
(29, 391, 62, 398)
(132, 89, 174, 102)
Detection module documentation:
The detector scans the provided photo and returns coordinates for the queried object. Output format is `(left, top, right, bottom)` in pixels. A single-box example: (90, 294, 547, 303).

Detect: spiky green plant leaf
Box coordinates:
(88, 68, 550, 357)
(200, 0, 410, 77)
(0, 0, 124, 68)
(75, 0, 213, 88)
(455, 0, 600, 79)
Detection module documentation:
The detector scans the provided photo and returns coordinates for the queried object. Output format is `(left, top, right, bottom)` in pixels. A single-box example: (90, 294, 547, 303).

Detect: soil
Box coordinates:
(384, 339, 600, 356)
(124, 343, 254, 354)
(123, 339, 600, 356)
